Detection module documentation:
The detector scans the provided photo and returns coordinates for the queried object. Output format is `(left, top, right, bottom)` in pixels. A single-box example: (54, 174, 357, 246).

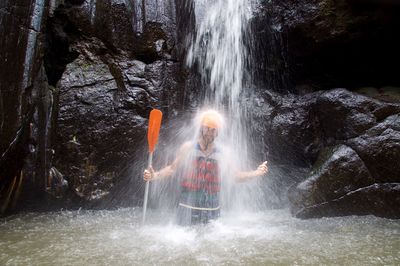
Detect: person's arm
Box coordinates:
(234, 161, 268, 182)
(143, 142, 192, 182)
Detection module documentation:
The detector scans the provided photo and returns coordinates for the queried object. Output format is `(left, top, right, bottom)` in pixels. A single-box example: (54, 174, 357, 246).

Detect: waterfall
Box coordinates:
(184, 0, 266, 212)
(149, 0, 267, 218)
(187, 0, 250, 108)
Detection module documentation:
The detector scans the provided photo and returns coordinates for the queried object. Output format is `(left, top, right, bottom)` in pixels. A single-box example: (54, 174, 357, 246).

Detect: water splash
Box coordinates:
(185, 0, 266, 212)
(149, 0, 267, 217)
(1, 209, 399, 265)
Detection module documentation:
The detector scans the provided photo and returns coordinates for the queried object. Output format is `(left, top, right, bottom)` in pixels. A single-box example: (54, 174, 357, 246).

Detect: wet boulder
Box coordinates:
(295, 183, 400, 219)
(42, 0, 189, 206)
(288, 144, 375, 215)
(346, 114, 400, 183)
(252, 90, 324, 167)
(54, 38, 184, 203)
(316, 88, 400, 143)
(55, 43, 146, 202)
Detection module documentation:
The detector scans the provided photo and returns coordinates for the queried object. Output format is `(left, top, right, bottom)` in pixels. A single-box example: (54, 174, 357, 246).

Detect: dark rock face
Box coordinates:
(252, 88, 400, 167)
(347, 114, 400, 183)
(0, 0, 192, 212)
(288, 144, 375, 215)
(250, 90, 324, 167)
(255, 0, 400, 90)
(49, 0, 191, 205)
(287, 109, 400, 218)
(250, 87, 399, 218)
(65, 0, 177, 62)
(55, 39, 184, 202)
(0, 0, 58, 213)
(0, 0, 45, 157)
(316, 89, 400, 142)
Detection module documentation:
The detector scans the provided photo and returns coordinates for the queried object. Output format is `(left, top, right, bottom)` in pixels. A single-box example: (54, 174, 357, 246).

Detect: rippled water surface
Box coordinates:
(0, 209, 399, 265)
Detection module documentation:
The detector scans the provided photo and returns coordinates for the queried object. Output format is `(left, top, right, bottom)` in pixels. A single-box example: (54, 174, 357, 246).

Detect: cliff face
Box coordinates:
(0, 0, 399, 218)
(0, 0, 195, 212)
(0, 0, 54, 212)
(49, 0, 191, 206)
(251, 0, 400, 91)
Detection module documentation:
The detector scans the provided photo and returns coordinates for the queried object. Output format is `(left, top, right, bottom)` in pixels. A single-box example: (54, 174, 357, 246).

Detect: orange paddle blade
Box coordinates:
(147, 109, 163, 152)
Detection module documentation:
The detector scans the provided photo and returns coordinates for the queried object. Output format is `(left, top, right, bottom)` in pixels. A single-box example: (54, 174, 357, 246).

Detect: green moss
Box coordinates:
(310, 146, 337, 174)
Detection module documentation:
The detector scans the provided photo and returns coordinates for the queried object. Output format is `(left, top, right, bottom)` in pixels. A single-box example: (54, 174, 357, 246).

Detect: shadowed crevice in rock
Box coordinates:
(255, 0, 400, 91)
(44, 6, 81, 86)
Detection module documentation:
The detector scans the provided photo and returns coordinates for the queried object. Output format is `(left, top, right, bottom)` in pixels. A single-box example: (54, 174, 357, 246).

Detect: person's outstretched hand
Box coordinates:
(255, 161, 268, 176)
(143, 166, 155, 181)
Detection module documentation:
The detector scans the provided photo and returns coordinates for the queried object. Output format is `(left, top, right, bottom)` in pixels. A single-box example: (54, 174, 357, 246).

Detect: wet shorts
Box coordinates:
(176, 205, 220, 226)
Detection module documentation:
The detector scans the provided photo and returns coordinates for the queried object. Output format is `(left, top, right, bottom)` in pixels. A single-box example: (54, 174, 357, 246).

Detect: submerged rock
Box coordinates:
(295, 183, 400, 219)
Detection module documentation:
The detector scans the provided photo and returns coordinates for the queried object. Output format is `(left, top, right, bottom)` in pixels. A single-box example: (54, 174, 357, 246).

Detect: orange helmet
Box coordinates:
(201, 111, 222, 129)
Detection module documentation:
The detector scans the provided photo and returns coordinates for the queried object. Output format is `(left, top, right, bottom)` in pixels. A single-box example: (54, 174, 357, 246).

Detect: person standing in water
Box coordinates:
(143, 110, 268, 225)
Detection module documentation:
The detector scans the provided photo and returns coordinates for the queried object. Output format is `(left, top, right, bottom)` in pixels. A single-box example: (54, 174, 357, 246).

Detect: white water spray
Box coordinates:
(185, 0, 266, 212)
(186, 0, 250, 108)
(149, 0, 266, 218)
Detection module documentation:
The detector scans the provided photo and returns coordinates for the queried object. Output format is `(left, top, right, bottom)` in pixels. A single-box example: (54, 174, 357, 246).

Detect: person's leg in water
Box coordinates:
(176, 206, 220, 226)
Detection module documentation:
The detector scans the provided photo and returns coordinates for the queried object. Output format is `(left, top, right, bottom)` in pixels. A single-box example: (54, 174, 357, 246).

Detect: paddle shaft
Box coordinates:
(142, 152, 153, 224)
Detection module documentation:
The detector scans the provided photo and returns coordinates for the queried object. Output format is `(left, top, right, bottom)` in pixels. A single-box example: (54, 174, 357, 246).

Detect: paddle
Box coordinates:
(142, 109, 163, 224)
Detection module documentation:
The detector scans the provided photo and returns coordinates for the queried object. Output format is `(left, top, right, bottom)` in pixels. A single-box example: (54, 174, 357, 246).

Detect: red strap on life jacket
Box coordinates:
(181, 156, 220, 193)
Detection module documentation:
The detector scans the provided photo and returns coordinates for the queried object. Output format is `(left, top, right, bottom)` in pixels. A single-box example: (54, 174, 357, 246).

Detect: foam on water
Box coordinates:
(1, 209, 399, 265)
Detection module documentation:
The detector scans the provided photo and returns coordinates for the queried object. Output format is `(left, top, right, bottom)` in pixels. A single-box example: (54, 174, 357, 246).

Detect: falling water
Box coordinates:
(187, 0, 250, 108)
(185, 0, 265, 212)
(148, 0, 267, 217)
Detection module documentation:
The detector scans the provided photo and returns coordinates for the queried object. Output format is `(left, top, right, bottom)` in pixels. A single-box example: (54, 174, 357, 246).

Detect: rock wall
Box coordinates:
(252, 0, 400, 91)
(49, 0, 195, 206)
(248, 0, 400, 218)
(0, 0, 196, 213)
(0, 0, 58, 213)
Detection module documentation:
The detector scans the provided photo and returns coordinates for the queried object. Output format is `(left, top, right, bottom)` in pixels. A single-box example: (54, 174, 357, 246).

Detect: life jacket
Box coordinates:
(179, 143, 220, 210)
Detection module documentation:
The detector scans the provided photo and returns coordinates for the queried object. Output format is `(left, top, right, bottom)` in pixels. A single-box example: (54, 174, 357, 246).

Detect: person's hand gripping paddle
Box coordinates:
(143, 109, 162, 224)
